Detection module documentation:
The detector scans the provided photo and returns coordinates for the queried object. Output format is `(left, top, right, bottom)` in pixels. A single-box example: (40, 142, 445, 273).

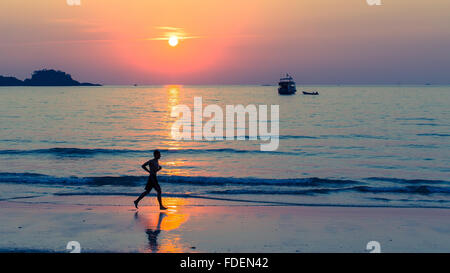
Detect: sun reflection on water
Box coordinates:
(167, 85, 180, 109)
(166, 85, 184, 148)
(134, 197, 190, 253)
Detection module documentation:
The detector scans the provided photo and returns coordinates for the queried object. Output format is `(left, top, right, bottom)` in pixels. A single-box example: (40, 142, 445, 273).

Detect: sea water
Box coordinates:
(0, 85, 449, 208)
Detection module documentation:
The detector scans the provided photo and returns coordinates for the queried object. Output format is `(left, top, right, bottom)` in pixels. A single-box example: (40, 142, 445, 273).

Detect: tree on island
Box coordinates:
(24, 69, 79, 86)
(0, 75, 24, 86)
(0, 69, 101, 86)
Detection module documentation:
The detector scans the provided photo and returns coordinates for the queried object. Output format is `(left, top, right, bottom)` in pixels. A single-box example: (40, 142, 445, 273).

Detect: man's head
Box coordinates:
(153, 150, 161, 159)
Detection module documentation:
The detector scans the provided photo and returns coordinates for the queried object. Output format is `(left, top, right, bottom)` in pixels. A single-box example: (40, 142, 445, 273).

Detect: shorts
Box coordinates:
(145, 173, 161, 192)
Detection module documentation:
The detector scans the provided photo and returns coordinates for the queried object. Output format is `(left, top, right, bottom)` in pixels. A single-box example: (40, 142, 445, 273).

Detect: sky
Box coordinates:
(0, 0, 449, 84)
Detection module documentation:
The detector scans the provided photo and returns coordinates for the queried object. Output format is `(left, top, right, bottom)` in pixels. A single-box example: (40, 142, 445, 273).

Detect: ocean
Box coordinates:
(0, 85, 449, 208)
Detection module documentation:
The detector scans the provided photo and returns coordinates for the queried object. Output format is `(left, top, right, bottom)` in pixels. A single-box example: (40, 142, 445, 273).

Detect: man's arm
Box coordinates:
(141, 160, 151, 174)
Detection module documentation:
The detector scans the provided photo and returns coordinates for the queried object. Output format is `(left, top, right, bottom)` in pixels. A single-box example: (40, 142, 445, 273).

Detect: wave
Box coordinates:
(416, 133, 450, 137)
(46, 185, 450, 197)
(279, 135, 319, 139)
(369, 197, 450, 204)
(414, 123, 440, 127)
(0, 172, 449, 196)
(350, 185, 450, 195)
(367, 177, 449, 185)
(0, 147, 294, 156)
(0, 172, 361, 187)
(208, 185, 450, 195)
(318, 134, 388, 140)
(396, 117, 436, 121)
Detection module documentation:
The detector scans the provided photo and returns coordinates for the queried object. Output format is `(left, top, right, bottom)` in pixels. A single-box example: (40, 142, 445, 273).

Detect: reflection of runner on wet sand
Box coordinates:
(135, 211, 167, 252)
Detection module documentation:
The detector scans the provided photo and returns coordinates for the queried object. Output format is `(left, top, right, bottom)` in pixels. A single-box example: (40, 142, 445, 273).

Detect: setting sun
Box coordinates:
(168, 36, 179, 47)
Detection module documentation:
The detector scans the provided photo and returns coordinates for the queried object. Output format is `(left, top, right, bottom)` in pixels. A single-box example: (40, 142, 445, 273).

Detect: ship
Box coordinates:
(278, 74, 296, 95)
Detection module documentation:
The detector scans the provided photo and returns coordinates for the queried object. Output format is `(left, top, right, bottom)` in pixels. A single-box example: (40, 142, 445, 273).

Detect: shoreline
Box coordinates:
(8, 191, 450, 210)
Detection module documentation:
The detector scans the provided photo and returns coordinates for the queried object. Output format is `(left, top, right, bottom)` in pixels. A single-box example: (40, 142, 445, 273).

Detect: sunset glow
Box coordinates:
(0, 0, 449, 84)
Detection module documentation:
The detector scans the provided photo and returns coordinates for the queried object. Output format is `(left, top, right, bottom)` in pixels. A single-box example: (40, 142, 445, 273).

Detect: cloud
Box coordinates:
(155, 26, 184, 31)
(47, 18, 110, 34)
(147, 26, 202, 41)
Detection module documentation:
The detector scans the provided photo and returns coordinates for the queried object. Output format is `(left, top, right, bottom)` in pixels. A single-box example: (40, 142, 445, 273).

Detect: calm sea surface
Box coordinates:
(0, 85, 449, 208)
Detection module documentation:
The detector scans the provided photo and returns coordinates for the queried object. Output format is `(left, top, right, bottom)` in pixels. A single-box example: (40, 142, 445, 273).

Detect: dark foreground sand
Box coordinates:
(1, 196, 449, 253)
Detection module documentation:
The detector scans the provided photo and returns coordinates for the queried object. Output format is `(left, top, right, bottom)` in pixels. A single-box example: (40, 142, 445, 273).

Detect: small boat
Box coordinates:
(302, 91, 319, 95)
(278, 74, 296, 95)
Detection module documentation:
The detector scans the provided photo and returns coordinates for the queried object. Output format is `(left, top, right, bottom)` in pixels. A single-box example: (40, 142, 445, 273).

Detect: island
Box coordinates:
(0, 69, 102, 86)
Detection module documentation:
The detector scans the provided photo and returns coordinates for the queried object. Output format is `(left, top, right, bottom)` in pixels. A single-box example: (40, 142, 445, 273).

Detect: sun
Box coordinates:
(168, 36, 179, 47)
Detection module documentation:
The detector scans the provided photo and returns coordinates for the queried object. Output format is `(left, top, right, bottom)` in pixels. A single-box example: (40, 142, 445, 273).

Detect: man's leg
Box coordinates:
(154, 184, 167, 210)
(134, 190, 150, 208)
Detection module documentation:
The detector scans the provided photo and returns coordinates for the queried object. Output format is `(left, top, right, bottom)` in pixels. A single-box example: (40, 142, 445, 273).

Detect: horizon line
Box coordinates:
(2, 83, 446, 86)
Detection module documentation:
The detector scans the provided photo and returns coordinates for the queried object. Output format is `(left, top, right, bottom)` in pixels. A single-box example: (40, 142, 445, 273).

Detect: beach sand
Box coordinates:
(1, 195, 449, 253)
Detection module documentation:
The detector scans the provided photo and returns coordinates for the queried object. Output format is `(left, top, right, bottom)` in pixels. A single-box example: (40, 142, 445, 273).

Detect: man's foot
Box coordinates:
(134, 200, 139, 209)
(160, 206, 167, 210)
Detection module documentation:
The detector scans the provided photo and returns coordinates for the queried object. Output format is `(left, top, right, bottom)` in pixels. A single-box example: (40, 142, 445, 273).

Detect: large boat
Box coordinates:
(278, 74, 296, 95)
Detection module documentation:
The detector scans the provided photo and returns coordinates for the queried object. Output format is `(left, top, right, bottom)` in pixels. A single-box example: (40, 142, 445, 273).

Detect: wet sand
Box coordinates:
(1, 196, 449, 253)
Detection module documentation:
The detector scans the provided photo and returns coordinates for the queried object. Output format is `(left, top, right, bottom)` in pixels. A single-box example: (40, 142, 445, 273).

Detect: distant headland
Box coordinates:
(0, 69, 101, 86)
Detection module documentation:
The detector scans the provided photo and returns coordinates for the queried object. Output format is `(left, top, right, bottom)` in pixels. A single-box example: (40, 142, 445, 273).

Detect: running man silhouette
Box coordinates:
(134, 150, 167, 210)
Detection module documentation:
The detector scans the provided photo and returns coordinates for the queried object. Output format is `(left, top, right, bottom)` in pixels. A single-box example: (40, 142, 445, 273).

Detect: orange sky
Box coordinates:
(0, 0, 449, 84)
